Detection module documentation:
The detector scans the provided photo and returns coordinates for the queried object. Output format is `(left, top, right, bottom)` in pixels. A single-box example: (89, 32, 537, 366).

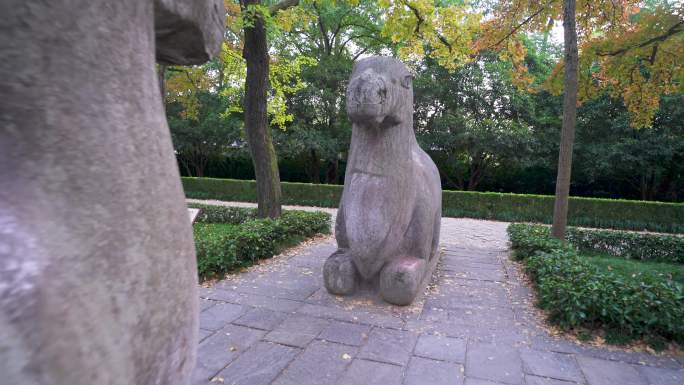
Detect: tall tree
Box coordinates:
(235, 0, 302, 218)
(242, 0, 283, 218)
(551, 0, 578, 238)
(475, 0, 682, 238)
(165, 0, 312, 217)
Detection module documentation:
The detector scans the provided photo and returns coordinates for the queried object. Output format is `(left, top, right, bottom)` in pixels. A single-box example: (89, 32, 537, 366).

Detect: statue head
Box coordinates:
(346, 57, 413, 126)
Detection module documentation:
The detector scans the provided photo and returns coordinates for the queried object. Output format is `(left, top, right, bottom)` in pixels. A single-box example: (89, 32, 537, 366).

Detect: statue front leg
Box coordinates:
(379, 256, 426, 306)
(323, 249, 358, 295)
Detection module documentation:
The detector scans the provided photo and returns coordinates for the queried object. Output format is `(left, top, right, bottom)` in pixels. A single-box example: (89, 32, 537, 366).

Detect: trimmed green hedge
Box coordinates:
(566, 227, 684, 264)
(184, 177, 342, 207)
(508, 223, 684, 346)
(192, 206, 331, 278)
(189, 203, 257, 224)
(509, 223, 684, 264)
(182, 177, 684, 233)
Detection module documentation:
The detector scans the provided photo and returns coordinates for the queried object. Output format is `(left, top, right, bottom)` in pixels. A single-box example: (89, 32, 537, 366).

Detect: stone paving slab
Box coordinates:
(213, 341, 299, 385)
(358, 327, 418, 366)
(524, 375, 581, 385)
(198, 302, 245, 331)
(466, 342, 524, 385)
(519, 348, 584, 383)
(576, 355, 647, 385)
(414, 333, 467, 363)
(405, 356, 464, 385)
(199, 298, 216, 312)
(190, 200, 683, 385)
(272, 340, 357, 385)
(338, 359, 404, 385)
(232, 307, 288, 331)
(193, 324, 265, 384)
(465, 378, 514, 385)
(201, 287, 304, 313)
(636, 365, 684, 385)
(198, 328, 213, 343)
(318, 320, 371, 346)
(264, 314, 330, 348)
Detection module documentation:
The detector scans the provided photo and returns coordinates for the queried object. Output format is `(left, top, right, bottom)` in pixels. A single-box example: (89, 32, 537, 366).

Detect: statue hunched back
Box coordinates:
(323, 56, 442, 306)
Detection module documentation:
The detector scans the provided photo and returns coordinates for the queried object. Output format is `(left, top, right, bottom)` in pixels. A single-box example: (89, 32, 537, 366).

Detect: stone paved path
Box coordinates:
(191, 200, 683, 385)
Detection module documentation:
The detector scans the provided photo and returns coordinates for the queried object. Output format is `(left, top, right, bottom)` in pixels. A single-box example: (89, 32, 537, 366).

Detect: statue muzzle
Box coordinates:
(347, 72, 386, 120)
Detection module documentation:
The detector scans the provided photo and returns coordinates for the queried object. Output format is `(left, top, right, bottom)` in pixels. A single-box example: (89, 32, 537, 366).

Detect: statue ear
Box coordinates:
(401, 74, 413, 89)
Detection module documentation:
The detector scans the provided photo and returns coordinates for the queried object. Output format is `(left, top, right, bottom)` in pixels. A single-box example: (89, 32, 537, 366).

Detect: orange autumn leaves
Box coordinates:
(480, 0, 682, 128)
(385, 0, 682, 128)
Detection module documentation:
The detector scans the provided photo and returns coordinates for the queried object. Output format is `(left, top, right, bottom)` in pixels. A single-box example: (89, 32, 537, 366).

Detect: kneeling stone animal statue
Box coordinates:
(324, 57, 442, 306)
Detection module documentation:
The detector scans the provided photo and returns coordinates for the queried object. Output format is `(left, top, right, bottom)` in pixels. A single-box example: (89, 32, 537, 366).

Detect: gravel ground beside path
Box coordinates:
(188, 199, 683, 385)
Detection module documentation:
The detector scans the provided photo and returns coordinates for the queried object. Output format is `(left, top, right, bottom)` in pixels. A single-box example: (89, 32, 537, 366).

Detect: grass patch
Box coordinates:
(586, 254, 684, 284)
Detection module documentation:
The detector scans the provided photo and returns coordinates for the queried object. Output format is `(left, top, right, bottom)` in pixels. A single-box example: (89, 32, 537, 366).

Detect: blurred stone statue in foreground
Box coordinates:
(0, 1, 224, 384)
(324, 57, 442, 306)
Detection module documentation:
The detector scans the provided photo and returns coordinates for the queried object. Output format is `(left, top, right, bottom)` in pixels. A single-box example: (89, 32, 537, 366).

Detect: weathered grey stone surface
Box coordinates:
(520, 348, 584, 383)
(232, 307, 288, 331)
(524, 375, 580, 385)
(414, 334, 467, 363)
(0, 1, 223, 384)
(155, 0, 224, 65)
(404, 356, 464, 385)
(636, 366, 684, 385)
(192, 324, 264, 384)
(318, 320, 371, 346)
(323, 56, 442, 305)
(466, 342, 524, 384)
(214, 342, 299, 385)
(199, 302, 246, 331)
(337, 359, 404, 385)
(357, 327, 418, 366)
(576, 356, 647, 385)
(272, 340, 357, 385)
(264, 315, 329, 348)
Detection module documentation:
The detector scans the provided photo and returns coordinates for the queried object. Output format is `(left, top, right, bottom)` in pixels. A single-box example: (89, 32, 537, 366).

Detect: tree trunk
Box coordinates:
(243, 0, 282, 218)
(309, 149, 321, 183)
(551, 0, 579, 239)
(326, 159, 339, 184)
(467, 156, 484, 191)
(180, 157, 192, 177)
(657, 155, 678, 200)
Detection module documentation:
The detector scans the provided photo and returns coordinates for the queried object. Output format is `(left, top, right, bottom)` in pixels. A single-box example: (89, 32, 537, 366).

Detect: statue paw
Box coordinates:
(323, 250, 358, 295)
(379, 256, 425, 306)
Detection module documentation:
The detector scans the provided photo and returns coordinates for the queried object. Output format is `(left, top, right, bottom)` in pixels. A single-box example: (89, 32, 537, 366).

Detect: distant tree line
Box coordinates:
(166, 1, 683, 204)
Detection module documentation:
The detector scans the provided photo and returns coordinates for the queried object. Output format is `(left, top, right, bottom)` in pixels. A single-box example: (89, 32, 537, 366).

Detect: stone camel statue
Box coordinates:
(323, 56, 442, 306)
(0, 1, 223, 384)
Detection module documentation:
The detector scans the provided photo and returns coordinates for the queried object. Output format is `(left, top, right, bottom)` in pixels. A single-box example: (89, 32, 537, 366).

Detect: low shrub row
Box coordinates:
(508, 223, 684, 346)
(181, 177, 684, 233)
(192, 207, 331, 279)
(565, 227, 684, 264)
(509, 223, 684, 264)
(189, 203, 257, 224)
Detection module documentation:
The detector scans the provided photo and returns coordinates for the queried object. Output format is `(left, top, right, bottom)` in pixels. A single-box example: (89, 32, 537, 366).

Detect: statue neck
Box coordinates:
(348, 117, 415, 177)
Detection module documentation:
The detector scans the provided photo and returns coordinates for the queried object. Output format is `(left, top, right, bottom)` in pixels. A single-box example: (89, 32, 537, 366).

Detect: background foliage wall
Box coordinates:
(166, 1, 684, 203)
